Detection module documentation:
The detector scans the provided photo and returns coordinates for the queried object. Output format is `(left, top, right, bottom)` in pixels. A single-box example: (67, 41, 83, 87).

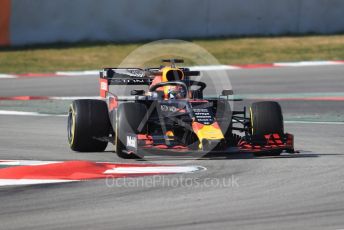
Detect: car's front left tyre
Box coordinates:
(68, 99, 110, 152)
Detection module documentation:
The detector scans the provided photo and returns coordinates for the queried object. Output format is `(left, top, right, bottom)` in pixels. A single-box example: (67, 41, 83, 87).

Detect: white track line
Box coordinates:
(1, 61, 344, 79)
(0, 159, 206, 186)
(285, 121, 344, 125)
(56, 70, 100, 76)
(0, 160, 60, 166)
(0, 179, 77, 186)
(50, 96, 101, 100)
(274, 61, 343, 67)
(104, 166, 205, 174)
(1, 110, 343, 125)
(188, 65, 240, 71)
(0, 74, 17, 79)
(0, 110, 66, 117)
(0, 96, 100, 101)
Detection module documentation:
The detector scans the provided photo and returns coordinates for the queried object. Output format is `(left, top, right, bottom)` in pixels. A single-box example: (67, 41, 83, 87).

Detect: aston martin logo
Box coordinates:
(160, 105, 177, 112)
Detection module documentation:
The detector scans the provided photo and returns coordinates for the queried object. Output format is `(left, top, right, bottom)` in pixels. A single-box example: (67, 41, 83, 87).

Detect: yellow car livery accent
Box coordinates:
(69, 104, 76, 146)
(249, 107, 254, 134)
(192, 122, 224, 149)
(165, 130, 174, 137)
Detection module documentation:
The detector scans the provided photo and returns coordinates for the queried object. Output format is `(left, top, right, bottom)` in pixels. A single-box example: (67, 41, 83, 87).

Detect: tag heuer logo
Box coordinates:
(126, 136, 137, 148)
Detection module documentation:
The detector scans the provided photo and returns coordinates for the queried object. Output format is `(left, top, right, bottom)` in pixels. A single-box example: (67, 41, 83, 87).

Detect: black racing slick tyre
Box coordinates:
(116, 103, 147, 159)
(250, 101, 284, 156)
(68, 99, 110, 152)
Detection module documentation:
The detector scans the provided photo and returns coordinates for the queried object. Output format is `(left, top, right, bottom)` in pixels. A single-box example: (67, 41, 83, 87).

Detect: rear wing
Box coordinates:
(99, 68, 153, 98)
(99, 67, 201, 98)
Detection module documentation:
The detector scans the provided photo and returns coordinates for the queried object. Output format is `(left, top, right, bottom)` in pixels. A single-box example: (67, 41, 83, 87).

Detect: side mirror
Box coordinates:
(221, 89, 233, 96)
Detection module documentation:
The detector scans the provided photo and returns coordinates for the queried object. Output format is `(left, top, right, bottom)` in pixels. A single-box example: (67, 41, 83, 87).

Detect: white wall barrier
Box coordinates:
(9, 0, 344, 45)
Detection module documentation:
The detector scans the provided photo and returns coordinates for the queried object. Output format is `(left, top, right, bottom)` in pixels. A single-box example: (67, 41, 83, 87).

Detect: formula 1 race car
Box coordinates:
(67, 59, 294, 158)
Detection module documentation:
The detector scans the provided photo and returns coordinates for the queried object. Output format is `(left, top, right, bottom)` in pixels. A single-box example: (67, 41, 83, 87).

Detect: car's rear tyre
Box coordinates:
(116, 103, 147, 159)
(68, 99, 110, 152)
(250, 101, 284, 156)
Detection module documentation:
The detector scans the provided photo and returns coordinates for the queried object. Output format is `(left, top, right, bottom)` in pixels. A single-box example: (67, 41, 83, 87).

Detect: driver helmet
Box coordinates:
(162, 68, 185, 99)
(167, 87, 186, 99)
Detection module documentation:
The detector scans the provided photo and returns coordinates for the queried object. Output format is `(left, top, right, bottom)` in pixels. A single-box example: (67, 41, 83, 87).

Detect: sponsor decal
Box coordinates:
(126, 69, 145, 77)
(109, 78, 150, 85)
(127, 135, 137, 148)
(160, 105, 168, 111)
(100, 81, 108, 91)
(160, 105, 177, 112)
(193, 108, 214, 125)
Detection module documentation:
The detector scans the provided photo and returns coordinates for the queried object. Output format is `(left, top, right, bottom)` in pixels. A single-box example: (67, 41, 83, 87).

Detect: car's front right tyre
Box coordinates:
(250, 101, 284, 156)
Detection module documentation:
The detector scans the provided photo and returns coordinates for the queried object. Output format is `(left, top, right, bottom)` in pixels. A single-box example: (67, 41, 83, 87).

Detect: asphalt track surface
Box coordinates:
(1, 66, 344, 230)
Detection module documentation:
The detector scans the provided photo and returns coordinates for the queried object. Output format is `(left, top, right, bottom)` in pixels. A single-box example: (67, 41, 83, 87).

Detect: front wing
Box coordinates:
(122, 133, 295, 155)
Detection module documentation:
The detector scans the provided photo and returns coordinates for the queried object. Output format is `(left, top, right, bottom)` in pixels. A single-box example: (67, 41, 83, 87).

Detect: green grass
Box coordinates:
(1, 35, 344, 73)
